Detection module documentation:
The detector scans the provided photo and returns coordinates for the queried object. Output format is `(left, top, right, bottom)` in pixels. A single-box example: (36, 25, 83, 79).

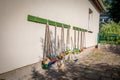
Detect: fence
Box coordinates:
(98, 33, 120, 44)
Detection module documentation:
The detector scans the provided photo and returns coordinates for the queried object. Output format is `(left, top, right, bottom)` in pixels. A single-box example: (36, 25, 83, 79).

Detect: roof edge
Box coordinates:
(98, 0, 106, 11)
(92, 0, 105, 12)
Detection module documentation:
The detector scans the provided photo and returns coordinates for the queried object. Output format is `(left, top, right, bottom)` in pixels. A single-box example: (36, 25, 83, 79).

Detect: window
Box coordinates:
(88, 8, 93, 30)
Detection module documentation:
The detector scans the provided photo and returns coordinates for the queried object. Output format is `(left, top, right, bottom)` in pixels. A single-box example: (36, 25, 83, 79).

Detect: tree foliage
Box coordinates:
(102, 0, 120, 23)
(102, 0, 112, 11)
(109, 0, 120, 23)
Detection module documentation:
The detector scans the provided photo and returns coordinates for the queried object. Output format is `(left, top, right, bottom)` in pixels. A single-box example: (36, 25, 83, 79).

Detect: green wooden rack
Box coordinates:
(27, 15, 91, 32)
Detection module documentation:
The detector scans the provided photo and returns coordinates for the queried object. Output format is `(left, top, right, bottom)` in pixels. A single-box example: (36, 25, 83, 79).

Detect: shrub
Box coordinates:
(100, 21, 120, 36)
(117, 40, 120, 44)
(99, 21, 120, 44)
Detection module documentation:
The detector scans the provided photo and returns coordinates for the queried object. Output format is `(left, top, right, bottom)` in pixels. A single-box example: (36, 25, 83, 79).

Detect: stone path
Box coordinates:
(31, 48, 120, 80)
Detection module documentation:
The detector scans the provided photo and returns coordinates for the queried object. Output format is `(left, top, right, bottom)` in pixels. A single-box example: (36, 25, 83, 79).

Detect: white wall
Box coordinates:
(85, 0, 100, 47)
(0, 0, 100, 74)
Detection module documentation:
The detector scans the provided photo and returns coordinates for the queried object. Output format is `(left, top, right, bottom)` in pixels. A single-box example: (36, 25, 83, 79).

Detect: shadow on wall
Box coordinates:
(31, 63, 120, 80)
(40, 30, 61, 58)
(40, 26, 72, 59)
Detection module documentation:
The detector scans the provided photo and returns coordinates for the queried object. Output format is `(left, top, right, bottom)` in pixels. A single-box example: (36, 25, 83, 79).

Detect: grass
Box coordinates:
(99, 40, 120, 44)
(90, 53, 105, 59)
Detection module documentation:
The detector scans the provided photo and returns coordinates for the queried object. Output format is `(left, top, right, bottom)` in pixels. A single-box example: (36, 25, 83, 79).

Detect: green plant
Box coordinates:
(117, 40, 120, 44)
(100, 21, 120, 36)
(99, 21, 120, 44)
(99, 41, 107, 44)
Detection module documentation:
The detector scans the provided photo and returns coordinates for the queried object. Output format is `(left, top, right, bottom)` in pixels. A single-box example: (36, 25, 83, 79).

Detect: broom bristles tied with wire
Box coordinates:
(65, 50, 72, 55)
(73, 48, 81, 53)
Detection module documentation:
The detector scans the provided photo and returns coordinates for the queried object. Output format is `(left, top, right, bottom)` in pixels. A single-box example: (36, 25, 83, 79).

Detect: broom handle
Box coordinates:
(54, 24, 57, 55)
(78, 31, 80, 49)
(74, 30, 76, 48)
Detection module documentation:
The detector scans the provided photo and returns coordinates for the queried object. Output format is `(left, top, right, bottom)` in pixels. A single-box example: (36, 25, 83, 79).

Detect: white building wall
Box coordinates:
(85, 1, 100, 47)
(0, 0, 100, 74)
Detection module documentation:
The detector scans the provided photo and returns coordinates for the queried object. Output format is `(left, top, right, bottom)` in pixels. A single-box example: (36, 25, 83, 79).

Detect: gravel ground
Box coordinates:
(31, 48, 120, 80)
(1, 48, 120, 80)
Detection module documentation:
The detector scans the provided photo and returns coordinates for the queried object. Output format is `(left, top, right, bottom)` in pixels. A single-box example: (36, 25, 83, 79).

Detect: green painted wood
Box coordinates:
(27, 15, 89, 31)
(73, 26, 88, 32)
(63, 24, 70, 28)
(73, 26, 78, 30)
(56, 22, 63, 27)
(73, 26, 82, 31)
(28, 15, 47, 24)
(83, 29, 88, 32)
(28, 15, 71, 28)
(48, 20, 56, 26)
